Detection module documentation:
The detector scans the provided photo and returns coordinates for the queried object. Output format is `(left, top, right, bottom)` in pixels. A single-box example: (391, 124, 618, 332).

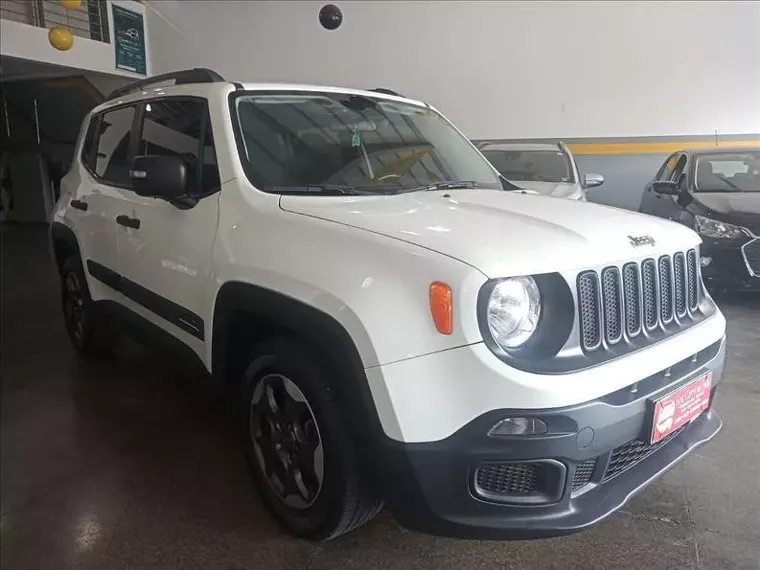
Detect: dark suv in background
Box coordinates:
(639, 147, 760, 292)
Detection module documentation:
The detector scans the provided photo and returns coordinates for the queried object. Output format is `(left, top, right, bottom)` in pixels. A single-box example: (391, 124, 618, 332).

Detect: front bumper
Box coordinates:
(701, 238, 760, 291)
(377, 337, 725, 540)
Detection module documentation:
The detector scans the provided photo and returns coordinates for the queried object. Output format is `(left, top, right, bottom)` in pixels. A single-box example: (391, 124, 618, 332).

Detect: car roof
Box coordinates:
(682, 146, 760, 156)
(94, 80, 429, 115)
(479, 142, 562, 152)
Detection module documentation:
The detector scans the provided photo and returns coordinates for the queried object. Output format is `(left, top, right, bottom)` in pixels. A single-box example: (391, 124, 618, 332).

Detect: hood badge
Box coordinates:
(628, 235, 656, 248)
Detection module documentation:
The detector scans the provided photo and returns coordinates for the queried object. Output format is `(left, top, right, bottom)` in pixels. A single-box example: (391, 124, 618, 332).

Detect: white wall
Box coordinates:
(0, 0, 148, 80)
(146, 0, 760, 140)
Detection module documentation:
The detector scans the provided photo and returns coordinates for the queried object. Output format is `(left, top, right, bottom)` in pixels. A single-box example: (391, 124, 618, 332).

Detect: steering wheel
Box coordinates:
(377, 174, 402, 183)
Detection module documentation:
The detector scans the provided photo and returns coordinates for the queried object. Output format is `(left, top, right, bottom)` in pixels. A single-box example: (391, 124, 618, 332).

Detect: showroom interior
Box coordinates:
(1, 1, 759, 568)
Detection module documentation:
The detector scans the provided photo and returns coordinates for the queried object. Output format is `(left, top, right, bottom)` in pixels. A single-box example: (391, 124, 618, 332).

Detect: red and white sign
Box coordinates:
(651, 372, 713, 444)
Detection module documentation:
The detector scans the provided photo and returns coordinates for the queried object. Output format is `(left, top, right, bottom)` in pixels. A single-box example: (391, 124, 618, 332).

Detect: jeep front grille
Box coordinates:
(577, 249, 701, 352)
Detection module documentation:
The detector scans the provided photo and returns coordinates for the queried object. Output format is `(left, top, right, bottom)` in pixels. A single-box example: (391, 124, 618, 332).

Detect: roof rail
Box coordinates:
(369, 87, 404, 97)
(106, 68, 226, 101)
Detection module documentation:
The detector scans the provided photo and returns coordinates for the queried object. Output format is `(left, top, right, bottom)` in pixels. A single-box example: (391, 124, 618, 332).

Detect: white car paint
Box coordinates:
(280, 190, 700, 278)
(511, 180, 584, 200)
(478, 141, 599, 201)
(368, 314, 726, 442)
(54, 81, 725, 445)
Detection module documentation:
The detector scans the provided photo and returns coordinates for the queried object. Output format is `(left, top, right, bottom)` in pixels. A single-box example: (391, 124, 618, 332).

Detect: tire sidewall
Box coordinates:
(239, 340, 353, 539)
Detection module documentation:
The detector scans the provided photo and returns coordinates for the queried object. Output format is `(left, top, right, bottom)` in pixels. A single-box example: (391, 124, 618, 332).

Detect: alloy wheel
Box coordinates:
(63, 272, 86, 346)
(249, 373, 325, 509)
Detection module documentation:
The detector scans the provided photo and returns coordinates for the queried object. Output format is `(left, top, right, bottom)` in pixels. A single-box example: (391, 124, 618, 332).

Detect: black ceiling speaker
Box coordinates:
(319, 4, 343, 30)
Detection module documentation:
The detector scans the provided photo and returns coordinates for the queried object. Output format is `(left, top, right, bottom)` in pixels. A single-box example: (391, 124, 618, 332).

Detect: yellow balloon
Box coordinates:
(48, 26, 74, 51)
(60, 0, 82, 9)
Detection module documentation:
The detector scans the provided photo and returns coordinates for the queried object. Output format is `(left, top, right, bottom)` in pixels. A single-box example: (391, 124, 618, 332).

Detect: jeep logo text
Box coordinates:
(628, 235, 656, 248)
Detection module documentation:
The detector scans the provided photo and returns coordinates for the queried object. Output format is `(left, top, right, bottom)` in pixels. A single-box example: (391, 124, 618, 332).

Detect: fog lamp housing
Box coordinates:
(488, 417, 548, 437)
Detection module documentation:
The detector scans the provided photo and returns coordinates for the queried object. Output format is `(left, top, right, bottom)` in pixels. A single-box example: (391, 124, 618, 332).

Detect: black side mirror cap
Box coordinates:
(652, 180, 681, 195)
(130, 155, 187, 199)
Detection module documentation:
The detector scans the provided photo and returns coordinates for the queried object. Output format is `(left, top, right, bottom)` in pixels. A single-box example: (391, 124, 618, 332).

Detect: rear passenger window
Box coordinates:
(95, 106, 136, 186)
(138, 99, 220, 196)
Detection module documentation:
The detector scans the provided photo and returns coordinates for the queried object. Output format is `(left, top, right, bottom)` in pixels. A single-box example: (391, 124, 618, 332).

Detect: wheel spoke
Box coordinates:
(293, 469, 313, 502)
(265, 382, 280, 414)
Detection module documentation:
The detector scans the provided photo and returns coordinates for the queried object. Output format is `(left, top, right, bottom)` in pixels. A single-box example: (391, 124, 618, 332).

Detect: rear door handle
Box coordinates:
(116, 215, 141, 229)
(70, 199, 88, 211)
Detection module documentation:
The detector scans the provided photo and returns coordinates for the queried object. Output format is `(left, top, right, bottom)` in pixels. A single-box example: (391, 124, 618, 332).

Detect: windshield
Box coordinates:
(694, 152, 760, 192)
(231, 91, 504, 193)
(481, 148, 574, 184)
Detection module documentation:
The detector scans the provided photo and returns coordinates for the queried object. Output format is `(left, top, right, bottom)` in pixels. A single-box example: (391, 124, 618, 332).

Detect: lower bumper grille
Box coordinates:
(603, 427, 685, 481)
(475, 463, 539, 496)
(572, 459, 597, 491)
(742, 238, 760, 277)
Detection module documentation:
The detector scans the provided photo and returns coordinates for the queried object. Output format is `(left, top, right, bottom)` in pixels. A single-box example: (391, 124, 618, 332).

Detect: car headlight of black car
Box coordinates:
(694, 215, 748, 240)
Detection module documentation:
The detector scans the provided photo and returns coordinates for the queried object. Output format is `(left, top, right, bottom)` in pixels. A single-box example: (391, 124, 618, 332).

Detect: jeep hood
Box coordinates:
(280, 190, 700, 278)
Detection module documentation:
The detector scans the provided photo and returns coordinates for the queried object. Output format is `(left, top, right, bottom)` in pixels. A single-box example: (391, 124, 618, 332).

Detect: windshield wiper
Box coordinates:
(274, 185, 382, 196)
(398, 180, 480, 193)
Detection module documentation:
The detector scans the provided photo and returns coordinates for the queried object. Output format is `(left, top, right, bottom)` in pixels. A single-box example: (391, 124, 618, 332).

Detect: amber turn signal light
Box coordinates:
(429, 282, 453, 335)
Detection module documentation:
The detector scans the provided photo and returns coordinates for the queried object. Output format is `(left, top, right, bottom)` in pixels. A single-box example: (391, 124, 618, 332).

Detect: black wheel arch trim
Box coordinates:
(50, 222, 82, 271)
(211, 280, 387, 462)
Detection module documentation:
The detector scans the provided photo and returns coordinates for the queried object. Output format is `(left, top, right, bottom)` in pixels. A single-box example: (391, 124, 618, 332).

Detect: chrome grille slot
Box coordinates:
(673, 252, 687, 318)
(578, 272, 601, 351)
(658, 256, 674, 324)
(601, 267, 623, 344)
(641, 259, 658, 330)
(687, 250, 699, 311)
(622, 263, 641, 338)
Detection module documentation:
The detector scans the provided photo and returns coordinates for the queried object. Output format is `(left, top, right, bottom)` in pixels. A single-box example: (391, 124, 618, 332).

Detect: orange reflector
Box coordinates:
(429, 282, 453, 335)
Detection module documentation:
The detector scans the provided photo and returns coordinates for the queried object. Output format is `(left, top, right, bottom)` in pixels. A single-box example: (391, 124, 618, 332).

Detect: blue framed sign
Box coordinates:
(112, 4, 146, 75)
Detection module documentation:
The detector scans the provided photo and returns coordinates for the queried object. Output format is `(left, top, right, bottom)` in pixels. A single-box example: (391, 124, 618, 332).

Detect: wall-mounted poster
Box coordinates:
(112, 4, 146, 75)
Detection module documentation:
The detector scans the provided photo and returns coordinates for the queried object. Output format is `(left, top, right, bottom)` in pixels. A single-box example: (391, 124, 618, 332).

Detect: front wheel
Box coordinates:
(239, 338, 383, 540)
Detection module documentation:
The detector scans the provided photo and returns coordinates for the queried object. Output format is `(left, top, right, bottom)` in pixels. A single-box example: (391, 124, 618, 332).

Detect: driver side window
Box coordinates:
(657, 153, 678, 181)
(657, 153, 687, 183)
(137, 98, 220, 197)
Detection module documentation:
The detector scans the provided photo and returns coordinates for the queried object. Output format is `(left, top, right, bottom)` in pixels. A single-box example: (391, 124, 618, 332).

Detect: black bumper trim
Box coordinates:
(374, 337, 725, 540)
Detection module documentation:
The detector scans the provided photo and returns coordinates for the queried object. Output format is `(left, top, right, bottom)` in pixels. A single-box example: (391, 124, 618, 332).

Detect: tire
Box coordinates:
(60, 256, 119, 356)
(239, 337, 383, 540)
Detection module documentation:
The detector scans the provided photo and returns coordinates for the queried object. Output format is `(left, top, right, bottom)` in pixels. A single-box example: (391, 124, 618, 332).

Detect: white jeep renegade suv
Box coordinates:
(51, 69, 726, 541)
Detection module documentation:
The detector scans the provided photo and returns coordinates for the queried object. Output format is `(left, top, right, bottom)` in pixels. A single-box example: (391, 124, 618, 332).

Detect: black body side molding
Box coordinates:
(85, 260, 205, 340)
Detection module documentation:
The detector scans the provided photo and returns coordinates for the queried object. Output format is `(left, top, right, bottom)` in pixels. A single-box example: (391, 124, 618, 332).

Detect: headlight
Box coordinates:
(486, 277, 541, 349)
(694, 215, 746, 239)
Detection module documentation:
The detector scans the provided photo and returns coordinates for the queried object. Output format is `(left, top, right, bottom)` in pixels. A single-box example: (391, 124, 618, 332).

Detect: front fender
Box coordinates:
(207, 188, 488, 371)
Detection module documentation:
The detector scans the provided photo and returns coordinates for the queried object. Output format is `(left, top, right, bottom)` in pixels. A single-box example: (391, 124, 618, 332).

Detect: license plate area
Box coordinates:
(650, 371, 713, 445)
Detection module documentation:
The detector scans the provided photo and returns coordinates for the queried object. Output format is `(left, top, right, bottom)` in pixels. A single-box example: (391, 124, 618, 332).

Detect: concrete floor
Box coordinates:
(2, 225, 759, 570)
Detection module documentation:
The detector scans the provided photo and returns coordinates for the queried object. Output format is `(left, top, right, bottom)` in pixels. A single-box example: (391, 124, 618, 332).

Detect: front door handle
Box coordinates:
(70, 199, 88, 211)
(116, 215, 141, 229)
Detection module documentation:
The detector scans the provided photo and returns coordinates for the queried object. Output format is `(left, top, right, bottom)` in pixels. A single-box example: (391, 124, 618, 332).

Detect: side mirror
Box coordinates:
(652, 180, 681, 195)
(130, 155, 187, 199)
(583, 173, 605, 189)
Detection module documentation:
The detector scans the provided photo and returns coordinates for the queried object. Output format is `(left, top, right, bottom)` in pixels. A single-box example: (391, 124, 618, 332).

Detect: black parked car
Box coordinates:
(639, 147, 760, 292)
